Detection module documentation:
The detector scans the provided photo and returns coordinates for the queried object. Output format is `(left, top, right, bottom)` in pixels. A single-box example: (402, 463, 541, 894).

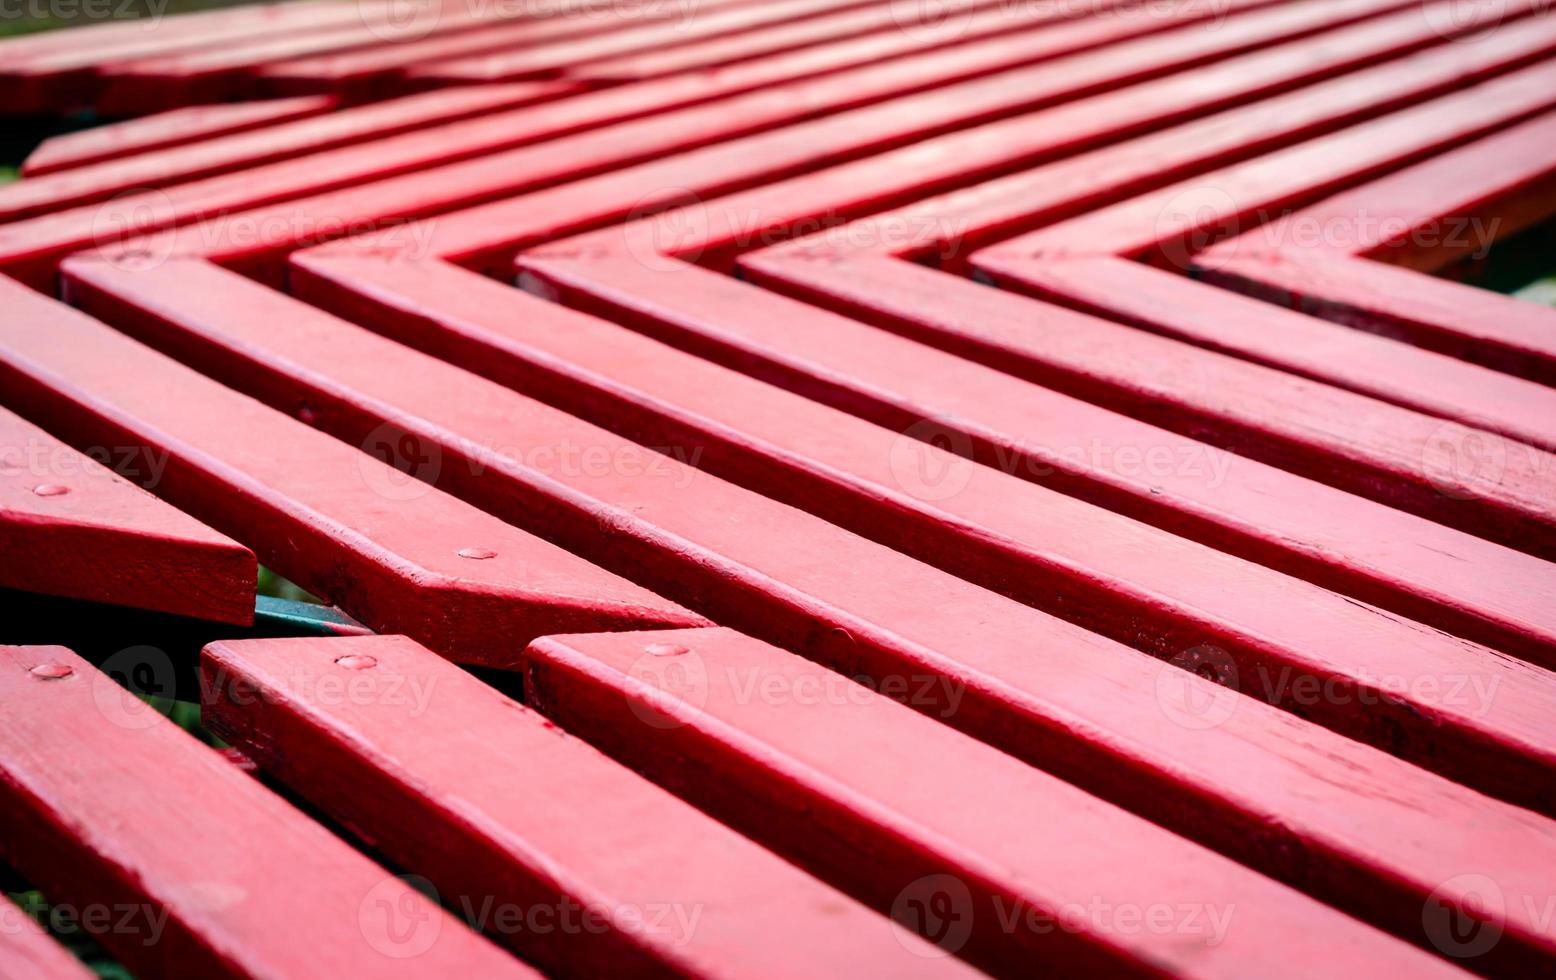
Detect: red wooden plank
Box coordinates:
(976, 92, 1556, 267)
(52, 257, 1556, 821)
(167, 243, 1556, 727)
(416, 0, 928, 81)
(0, 82, 573, 223)
(0, 896, 94, 979)
(0, 0, 1378, 287)
(0, 403, 255, 624)
(19, 95, 336, 177)
(78, 0, 1470, 286)
(0, 0, 380, 113)
(1192, 115, 1556, 383)
(510, 247, 1556, 666)
(565, 0, 1043, 81)
(452, 20, 1556, 662)
(86, 1, 538, 113)
(0, 644, 535, 978)
(201, 633, 979, 977)
(255, 0, 750, 96)
(1201, 251, 1556, 384)
(530, 626, 1556, 975)
(0, 278, 704, 664)
(88, 0, 864, 110)
(974, 255, 1556, 452)
(732, 62, 1556, 558)
(403, 0, 1553, 273)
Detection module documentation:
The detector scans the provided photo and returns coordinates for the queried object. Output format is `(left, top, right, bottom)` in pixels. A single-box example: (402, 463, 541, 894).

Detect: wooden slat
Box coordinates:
(201, 633, 979, 977)
(0, 0, 379, 113)
(415, 0, 938, 81)
(404, 0, 1554, 272)
(85, 0, 545, 113)
(565, 0, 1043, 81)
(529, 626, 1556, 975)
(0, 278, 704, 665)
(51, 257, 1556, 822)
(19, 95, 336, 177)
(0, 896, 94, 979)
(980, 255, 1556, 451)
(0, 403, 255, 624)
(1193, 114, 1556, 383)
(0, 644, 536, 978)
(734, 62, 1556, 558)
(0, 0, 1342, 286)
(255, 0, 746, 96)
(0, 83, 573, 223)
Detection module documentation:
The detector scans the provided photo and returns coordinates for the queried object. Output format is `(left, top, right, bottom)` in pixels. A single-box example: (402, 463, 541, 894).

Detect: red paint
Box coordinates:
(203, 633, 977, 977)
(0, 277, 703, 664)
(0, 644, 536, 978)
(530, 626, 1556, 974)
(0, 403, 255, 624)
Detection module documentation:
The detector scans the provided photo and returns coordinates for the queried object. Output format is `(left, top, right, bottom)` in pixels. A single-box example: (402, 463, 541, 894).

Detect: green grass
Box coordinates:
(0, 0, 254, 38)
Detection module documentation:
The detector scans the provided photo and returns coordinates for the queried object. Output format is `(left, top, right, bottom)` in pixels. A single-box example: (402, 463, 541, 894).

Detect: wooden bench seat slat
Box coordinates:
(0, 279, 703, 665)
(529, 626, 1556, 975)
(0, 404, 255, 625)
(0, 644, 536, 978)
(202, 632, 979, 978)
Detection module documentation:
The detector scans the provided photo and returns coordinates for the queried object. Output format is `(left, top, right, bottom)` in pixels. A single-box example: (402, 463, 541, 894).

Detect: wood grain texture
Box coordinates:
(529, 626, 1556, 974)
(0, 277, 704, 665)
(0, 644, 535, 978)
(0, 404, 255, 624)
(0, 895, 94, 980)
(203, 632, 978, 978)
